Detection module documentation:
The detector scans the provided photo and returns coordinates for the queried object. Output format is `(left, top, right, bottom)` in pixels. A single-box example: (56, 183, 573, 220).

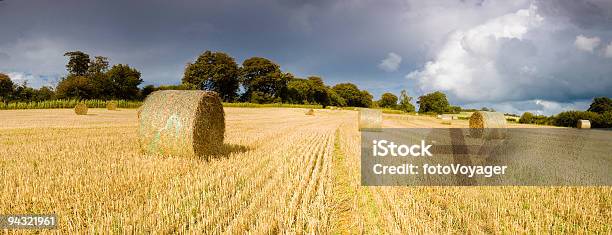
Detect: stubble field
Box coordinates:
(0, 108, 609, 233)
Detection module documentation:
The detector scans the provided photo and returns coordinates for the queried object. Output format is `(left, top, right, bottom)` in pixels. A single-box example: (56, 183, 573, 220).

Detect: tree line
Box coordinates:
(3, 49, 610, 128)
(519, 97, 612, 128)
(0, 48, 518, 114)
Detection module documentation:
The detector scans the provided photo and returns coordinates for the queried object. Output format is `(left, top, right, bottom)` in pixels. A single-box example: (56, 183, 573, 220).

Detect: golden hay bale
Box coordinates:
(138, 90, 225, 157)
(469, 111, 507, 138)
(441, 116, 452, 125)
(305, 109, 315, 115)
(577, 120, 591, 129)
(106, 100, 118, 110)
(74, 102, 88, 115)
(358, 108, 382, 131)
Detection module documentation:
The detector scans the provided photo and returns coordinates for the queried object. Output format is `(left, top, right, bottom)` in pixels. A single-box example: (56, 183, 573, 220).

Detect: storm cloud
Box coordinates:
(0, 0, 611, 115)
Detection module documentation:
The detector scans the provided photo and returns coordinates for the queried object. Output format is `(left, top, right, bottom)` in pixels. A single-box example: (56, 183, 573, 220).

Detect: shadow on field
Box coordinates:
(202, 144, 251, 160)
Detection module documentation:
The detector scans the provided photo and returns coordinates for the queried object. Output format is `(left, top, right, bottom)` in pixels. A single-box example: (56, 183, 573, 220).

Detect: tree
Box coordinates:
(11, 81, 36, 102)
(55, 75, 98, 99)
(378, 92, 398, 108)
(106, 64, 143, 100)
(398, 90, 415, 112)
(287, 78, 312, 104)
(553, 111, 600, 127)
(0, 73, 14, 102)
(587, 97, 612, 114)
(331, 83, 372, 107)
(183, 51, 240, 101)
(64, 51, 91, 76)
(327, 88, 346, 106)
(417, 91, 450, 114)
(141, 85, 156, 100)
(85, 56, 111, 99)
(88, 56, 110, 75)
(33, 86, 55, 101)
(519, 112, 535, 124)
(240, 57, 289, 103)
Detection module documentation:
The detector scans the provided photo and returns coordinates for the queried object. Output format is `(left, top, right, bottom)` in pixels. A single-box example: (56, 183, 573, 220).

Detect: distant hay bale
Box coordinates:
(469, 111, 507, 138)
(358, 108, 382, 131)
(106, 100, 118, 110)
(441, 116, 452, 125)
(305, 109, 315, 115)
(577, 120, 591, 129)
(138, 90, 225, 157)
(74, 102, 88, 115)
(441, 114, 455, 120)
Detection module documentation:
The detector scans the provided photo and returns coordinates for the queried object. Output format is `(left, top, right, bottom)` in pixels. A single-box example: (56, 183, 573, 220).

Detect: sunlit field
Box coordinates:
(0, 108, 609, 233)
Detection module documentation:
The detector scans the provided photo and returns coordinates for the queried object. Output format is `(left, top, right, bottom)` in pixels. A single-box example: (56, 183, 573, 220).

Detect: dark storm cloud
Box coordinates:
(537, 0, 612, 30)
(0, 0, 611, 115)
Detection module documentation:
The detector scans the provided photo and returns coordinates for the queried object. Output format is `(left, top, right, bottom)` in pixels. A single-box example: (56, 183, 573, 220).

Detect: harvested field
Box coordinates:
(0, 108, 609, 233)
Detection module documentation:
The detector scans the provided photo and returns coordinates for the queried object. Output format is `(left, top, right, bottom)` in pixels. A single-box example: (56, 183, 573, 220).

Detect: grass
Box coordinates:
(0, 108, 609, 233)
(222, 102, 322, 109)
(0, 100, 323, 110)
(0, 99, 142, 110)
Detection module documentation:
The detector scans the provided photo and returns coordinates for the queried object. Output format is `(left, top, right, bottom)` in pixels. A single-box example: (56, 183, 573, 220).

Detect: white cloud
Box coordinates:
(405, 3, 612, 114)
(378, 52, 402, 72)
(407, 4, 543, 102)
(6, 72, 36, 82)
(574, 35, 600, 52)
(605, 42, 612, 58)
(462, 99, 590, 116)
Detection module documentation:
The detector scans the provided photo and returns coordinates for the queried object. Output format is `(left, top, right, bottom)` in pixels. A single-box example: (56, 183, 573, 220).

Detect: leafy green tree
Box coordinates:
(106, 64, 143, 100)
(0, 73, 14, 102)
(447, 105, 462, 113)
(553, 111, 600, 127)
(398, 90, 415, 112)
(55, 75, 98, 99)
(11, 81, 36, 102)
(240, 57, 289, 103)
(378, 92, 398, 108)
(64, 51, 91, 76)
(141, 85, 156, 99)
(331, 83, 372, 107)
(183, 51, 240, 101)
(417, 91, 450, 114)
(596, 111, 612, 128)
(85, 56, 111, 99)
(287, 78, 312, 104)
(587, 97, 612, 114)
(33, 86, 55, 101)
(88, 56, 110, 75)
(327, 88, 346, 106)
(519, 112, 535, 124)
(286, 76, 331, 106)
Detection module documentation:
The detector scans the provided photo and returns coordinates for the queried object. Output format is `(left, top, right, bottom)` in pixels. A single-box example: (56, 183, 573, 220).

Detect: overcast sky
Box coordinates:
(1, 0, 611, 115)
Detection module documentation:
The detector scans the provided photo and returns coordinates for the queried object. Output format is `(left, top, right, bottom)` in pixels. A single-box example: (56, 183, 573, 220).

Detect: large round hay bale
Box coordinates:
(74, 102, 88, 115)
(577, 120, 591, 129)
(358, 108, 382, 131)
(305, 109, 315, 115)
(106, 100, 118, 110)
(469, 111, 507, 138)
(138, 90, 225, 157)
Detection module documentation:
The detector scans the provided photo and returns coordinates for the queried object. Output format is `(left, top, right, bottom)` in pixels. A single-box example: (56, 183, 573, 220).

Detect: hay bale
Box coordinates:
(106, 100, 118, 110)
(358, 108, 382, 131)
(305, 109, 315, 115)
(441, 116, 452, 125)
(138, 90, 225, 157)
(74, 102, 88, 115)
(469, 111, 507, 138)
(577, 120, 591, 129)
